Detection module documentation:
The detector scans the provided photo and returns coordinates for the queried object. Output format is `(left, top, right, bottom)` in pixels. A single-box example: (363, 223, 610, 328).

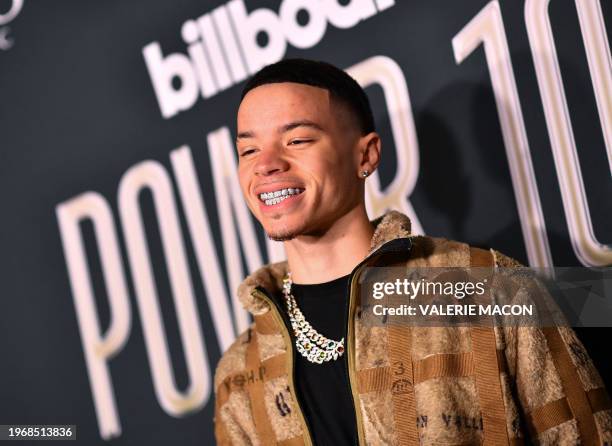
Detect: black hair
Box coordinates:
(240, 58, 375, 135)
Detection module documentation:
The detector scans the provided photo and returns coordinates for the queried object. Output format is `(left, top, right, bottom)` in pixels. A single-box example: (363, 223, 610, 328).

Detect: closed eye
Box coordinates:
(240, 148, 257, 157)
(288, 139, 312, 145)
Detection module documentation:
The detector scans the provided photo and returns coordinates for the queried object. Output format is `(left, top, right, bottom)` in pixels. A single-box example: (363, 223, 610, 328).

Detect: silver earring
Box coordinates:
(361, 170, 369, 178)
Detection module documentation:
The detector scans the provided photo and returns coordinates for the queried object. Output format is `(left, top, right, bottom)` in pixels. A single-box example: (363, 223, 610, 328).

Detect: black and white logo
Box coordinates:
(143, 0, 395, 118)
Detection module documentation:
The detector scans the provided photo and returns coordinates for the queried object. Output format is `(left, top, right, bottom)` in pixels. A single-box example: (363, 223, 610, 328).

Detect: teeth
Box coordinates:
(259, 187, 303, 205)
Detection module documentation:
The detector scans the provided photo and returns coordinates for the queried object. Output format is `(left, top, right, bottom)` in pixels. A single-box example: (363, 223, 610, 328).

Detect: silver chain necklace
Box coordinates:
(282, 272, 345, 364)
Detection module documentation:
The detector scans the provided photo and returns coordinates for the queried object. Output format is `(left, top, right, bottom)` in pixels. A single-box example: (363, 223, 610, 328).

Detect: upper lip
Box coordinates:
(253, 181, 304, 196)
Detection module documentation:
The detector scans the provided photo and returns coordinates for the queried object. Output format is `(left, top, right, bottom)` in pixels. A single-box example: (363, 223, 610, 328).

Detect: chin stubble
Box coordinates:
(266, 231, 296, 242)
(264, 217, 300, 241)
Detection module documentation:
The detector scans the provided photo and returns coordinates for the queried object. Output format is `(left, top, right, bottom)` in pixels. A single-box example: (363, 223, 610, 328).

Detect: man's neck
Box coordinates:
(283, 205, 374, 284)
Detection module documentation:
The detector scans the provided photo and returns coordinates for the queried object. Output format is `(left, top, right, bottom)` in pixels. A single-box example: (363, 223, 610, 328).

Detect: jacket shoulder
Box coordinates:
(407, 235, 524, 267)
(490, 249, 525, 267)
(406, 235, 471, 266)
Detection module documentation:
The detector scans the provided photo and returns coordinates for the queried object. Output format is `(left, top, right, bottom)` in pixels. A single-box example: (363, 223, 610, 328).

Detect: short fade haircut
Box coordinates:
(240, 58, 376, 135)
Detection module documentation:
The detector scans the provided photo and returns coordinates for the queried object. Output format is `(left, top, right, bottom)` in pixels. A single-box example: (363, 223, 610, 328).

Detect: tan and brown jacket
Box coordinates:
(213, 211, 612, 445)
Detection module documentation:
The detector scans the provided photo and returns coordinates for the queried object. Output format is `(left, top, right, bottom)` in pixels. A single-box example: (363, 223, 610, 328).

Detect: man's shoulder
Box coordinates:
(489, 248, 524, 267)
(406, 234, 524, 267)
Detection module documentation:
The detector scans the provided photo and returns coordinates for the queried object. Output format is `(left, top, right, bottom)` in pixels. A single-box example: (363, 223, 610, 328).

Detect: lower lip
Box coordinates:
(257, 191, 304, 214)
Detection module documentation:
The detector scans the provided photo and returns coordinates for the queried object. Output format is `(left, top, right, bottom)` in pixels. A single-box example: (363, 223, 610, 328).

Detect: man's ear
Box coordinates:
(357, 132, 381, 178)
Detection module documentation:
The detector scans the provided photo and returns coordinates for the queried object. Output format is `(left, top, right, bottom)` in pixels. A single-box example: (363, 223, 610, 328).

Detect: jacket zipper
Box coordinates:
(345, 239, 413, 445)
(346, 262, 369, 446)
(251, 288, 314, 446)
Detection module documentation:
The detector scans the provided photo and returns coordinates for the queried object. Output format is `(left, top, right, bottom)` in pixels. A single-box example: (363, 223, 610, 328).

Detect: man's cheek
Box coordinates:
(236, 174, 249, 199)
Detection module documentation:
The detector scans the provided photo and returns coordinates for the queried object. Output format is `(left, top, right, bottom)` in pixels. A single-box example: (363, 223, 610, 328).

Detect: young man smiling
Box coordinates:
(213, 59, 611, 445)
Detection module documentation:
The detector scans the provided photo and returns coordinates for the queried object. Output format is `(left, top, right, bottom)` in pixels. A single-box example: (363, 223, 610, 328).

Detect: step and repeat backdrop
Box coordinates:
(1, 0, 611, 444)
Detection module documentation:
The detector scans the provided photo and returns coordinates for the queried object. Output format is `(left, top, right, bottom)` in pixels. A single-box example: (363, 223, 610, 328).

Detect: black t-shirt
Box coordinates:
(274, 274, 358, 446)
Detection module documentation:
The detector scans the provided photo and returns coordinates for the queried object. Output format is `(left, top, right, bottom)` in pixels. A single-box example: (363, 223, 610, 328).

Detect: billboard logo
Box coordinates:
(143, 0, 395, 119)
(0, 0, 23, 50)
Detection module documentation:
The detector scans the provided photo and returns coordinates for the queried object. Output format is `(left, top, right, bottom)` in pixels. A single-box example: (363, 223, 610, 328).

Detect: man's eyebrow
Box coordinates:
(236, 120, 324, 142)
(279, 120, 324, 133)
(236, 130, 255, 141)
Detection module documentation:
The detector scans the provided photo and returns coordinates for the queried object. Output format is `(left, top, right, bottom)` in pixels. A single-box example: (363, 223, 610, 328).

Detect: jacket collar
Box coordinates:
(237, 210, 413, 316)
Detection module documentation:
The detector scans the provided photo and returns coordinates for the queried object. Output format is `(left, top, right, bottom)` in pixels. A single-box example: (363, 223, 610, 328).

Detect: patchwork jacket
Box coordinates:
(213, 210, 612, 445)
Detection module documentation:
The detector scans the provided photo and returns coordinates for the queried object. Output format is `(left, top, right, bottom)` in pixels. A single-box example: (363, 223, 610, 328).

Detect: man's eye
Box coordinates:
(289, 139, 311, 145)
(240, 148, 256, 157)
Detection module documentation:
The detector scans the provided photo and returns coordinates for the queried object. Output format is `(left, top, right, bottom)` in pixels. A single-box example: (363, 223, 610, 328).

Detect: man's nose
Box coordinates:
(254, 146, 290, 176)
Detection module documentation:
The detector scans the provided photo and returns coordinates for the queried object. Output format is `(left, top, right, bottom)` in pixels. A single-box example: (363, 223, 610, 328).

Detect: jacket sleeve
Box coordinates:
(213, 328, 257, 446)
(213, 370, 253, 445)
(493, 249, 612, 445)
(214, 391, 233, 446)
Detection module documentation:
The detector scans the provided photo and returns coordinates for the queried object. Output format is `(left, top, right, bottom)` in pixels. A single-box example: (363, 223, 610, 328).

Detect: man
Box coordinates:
(213, 59, 611, 445)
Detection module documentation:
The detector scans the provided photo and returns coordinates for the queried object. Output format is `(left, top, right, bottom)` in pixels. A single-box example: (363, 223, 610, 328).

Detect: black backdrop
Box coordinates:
(1, 0, 611, 444)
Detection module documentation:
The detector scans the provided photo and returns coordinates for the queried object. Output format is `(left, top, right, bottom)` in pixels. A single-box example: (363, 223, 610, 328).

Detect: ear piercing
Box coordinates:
(361, 170, 370, 178)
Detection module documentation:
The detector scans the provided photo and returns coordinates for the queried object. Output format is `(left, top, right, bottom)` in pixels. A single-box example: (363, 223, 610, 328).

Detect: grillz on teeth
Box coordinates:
(259, 188, 304, 205)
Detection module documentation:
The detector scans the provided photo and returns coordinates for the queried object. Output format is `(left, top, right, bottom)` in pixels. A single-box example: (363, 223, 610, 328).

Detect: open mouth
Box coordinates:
(258, 187, 304, 206)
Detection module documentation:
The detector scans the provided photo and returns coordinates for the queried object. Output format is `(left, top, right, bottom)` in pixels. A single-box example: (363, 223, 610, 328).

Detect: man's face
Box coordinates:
(236, 82, 363, 241)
